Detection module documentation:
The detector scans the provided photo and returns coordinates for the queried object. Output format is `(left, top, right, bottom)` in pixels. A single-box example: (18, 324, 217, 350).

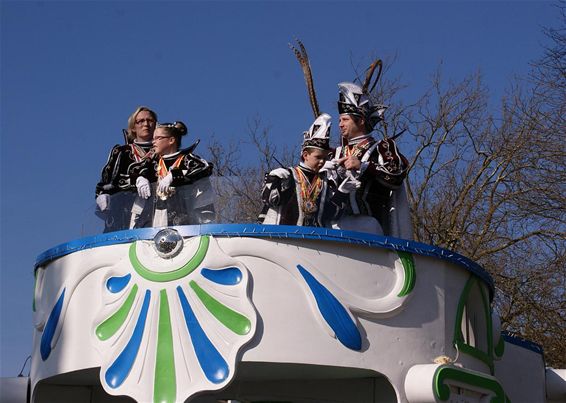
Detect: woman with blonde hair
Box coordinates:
(95, 106, 158, 232)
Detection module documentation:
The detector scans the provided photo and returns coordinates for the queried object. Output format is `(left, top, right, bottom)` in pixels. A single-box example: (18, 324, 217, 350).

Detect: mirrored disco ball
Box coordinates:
(153, 228, 183, 258)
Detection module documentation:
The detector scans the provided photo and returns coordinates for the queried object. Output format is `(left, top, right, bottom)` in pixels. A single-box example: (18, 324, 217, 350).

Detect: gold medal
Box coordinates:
(294, 167, 322, 216)
(303, 200, 317, 214)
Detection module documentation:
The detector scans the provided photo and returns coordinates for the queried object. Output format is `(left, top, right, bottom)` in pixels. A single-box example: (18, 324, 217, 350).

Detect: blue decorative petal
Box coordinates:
(177, 286, 229, 383)
(297, 265, 362, 351)
(40, 288, 66, 361)
(105, 289, 151, 388)
(106, 273, 132, 293)
(200, 267, 242, 285)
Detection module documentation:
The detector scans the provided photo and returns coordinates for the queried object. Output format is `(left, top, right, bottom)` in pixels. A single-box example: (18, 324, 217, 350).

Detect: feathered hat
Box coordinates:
(337, 59, 387, 132)
(302, 113, 332, 150)
(290, 40, 331, 151)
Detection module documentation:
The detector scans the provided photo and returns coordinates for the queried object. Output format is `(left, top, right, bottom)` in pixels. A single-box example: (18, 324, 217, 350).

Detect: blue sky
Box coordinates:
(0, 1, 557, 377)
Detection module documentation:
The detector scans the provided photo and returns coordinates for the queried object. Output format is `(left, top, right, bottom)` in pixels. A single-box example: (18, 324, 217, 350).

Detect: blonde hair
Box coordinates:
(126, 106, 158, 142)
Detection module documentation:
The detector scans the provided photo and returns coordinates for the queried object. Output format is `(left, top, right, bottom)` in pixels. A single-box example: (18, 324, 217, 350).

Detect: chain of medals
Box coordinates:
(130, 143, 154, 162)
(293, 167, 323, 215)
(342, 138, 372, 159)
(156, 155, 184, 200)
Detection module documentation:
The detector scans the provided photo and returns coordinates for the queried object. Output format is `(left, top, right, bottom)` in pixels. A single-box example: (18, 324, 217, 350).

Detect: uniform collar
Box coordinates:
(298, 162, 316, 173)
(161, 151, 181, 159)
(346, 134, 373, 146)
(133, 140, 153, 147)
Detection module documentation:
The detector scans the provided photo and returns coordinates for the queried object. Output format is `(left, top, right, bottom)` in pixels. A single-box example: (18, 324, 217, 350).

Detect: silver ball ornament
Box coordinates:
(153, 228, 183, 259)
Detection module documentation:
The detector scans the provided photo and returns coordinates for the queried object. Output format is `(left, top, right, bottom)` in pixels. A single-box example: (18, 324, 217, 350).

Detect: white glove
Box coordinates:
(158, 173, 174, 194)
(338, 176, 361, 194)
(270, 168, 290, 179)
(96, 194, 110, 211)
(136, 176, 151, 199)
(320, 160, 338, 172)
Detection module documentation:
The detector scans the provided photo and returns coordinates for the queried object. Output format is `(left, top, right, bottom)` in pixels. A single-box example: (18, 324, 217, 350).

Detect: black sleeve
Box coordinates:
(360, 143, 409, 189)
(130, 157, 156, 184)
(260, 170, 294, 207)
(170, 154, 213, 187)
(322, 177, 349, 224)
(95, 144, 123, 197)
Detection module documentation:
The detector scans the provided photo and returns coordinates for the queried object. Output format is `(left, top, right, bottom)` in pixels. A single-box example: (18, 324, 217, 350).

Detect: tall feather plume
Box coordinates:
(289, 39, 320, 118)
(362, 59, 383, 95)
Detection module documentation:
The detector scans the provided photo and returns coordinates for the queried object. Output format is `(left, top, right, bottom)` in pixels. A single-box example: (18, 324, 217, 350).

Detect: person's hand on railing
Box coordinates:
(136, 177, 151, 199)
(96, 194, 110, 211)
(158, 173, 174, 194)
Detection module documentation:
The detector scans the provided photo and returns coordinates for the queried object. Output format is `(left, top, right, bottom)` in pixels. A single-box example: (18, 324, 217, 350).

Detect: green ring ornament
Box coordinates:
(129, 236, 210, 282)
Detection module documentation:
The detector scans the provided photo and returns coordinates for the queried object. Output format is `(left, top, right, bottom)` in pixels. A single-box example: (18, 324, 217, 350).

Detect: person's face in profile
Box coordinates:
(302, 148, 329, 172)
(152, 127, 176, 156)
(133, 110, 156, 142)
(338, 114, 365, 141)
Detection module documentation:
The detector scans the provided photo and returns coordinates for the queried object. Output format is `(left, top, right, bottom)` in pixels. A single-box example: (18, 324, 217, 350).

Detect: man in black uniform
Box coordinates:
(332, 80, 412, 238)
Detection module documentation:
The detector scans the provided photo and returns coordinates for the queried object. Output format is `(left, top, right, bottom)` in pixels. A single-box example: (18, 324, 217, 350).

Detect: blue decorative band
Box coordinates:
(502, 331, 544, 356)
(35, 224, 494, 294)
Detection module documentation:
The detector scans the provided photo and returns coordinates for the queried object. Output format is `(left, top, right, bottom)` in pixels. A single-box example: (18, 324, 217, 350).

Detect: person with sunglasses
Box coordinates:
(149, 121, 215, 227)
(95, 106, 158, 232)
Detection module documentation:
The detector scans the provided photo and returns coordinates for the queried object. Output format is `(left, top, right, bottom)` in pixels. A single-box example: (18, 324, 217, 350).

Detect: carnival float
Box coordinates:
(2, 46, 564, 403)
(4, 220, 562, 403)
